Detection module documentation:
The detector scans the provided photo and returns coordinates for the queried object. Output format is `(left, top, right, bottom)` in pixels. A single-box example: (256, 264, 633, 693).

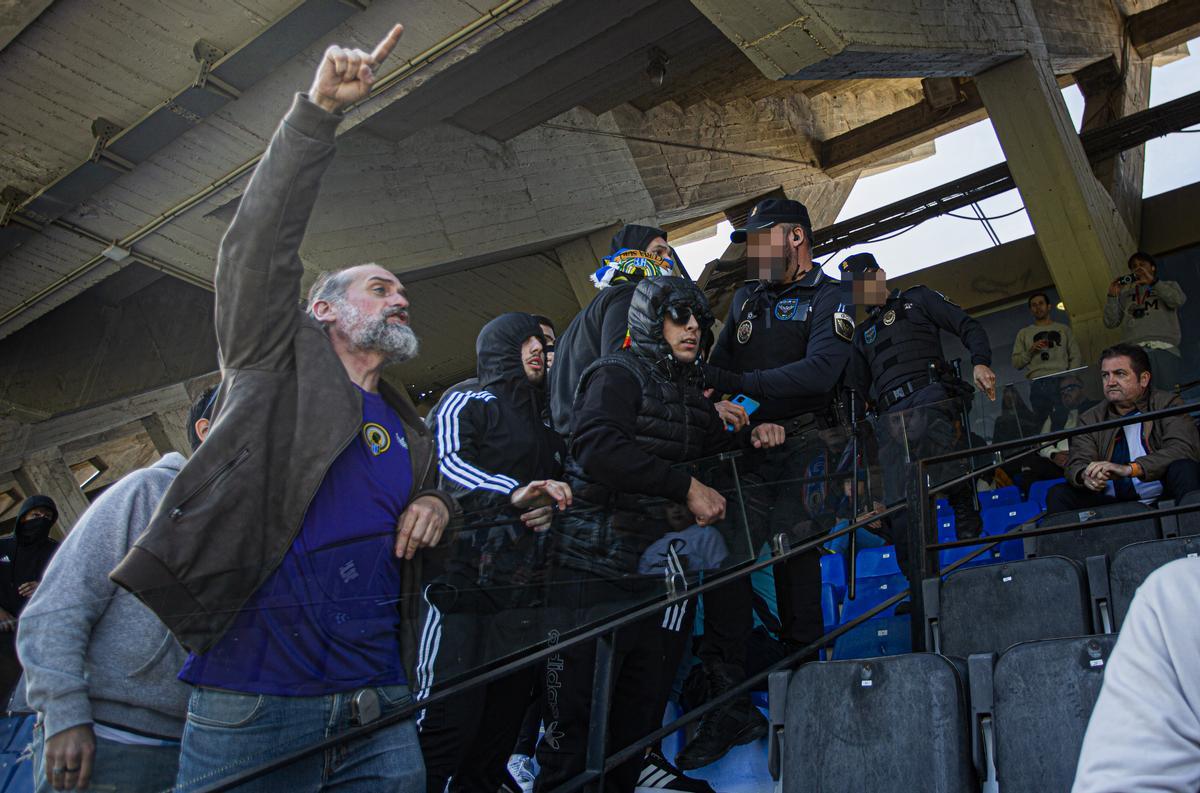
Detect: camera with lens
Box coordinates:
(1130, 306, 1148, 319)
(1116, 273, 1136, 287)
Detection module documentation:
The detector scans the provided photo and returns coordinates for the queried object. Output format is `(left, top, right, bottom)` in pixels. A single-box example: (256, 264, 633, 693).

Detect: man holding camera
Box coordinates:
(1105, 252, 1187, 391)
(1012, 291, 1082, 420)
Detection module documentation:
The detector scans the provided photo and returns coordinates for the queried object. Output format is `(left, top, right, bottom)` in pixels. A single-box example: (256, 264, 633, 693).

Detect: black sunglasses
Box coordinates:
(666, 304, 706, 326)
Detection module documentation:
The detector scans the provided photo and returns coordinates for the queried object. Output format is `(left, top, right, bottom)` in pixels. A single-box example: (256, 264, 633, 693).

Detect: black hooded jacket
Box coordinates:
(548, 224, 676, 437)
(0, 496, 60, 616)
(432, 313, 566, 515)
(567, 277, 743, 507)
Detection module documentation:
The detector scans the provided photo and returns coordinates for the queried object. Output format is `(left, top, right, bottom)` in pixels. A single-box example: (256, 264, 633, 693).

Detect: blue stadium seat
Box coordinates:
(832, 615, 912, 660)
(936, 500, 955, 542)
(840, 574, 908, 623)
(1027, 478, 1065, 511)
(979, 486, 1021, 509)
(820, 553, 846, 603)
(856, 546, 902, 579)
(938, 503, 1034, 572)
(821, 583, 838, 633)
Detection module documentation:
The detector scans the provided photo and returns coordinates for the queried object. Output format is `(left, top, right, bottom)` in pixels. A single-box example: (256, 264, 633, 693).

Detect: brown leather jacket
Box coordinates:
(110, 95, 453, 661)
(1064, 389, 1200, 487)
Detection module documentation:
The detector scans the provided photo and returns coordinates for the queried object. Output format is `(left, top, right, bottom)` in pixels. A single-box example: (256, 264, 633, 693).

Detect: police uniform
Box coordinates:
(848, 284, 992, 540)
(683, 202, 854, 770)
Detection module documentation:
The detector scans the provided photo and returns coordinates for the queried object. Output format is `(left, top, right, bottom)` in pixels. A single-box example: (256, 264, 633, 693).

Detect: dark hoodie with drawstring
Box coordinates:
(0, 496, 59, 617)
(432, 312, 566, 513)
(548, 224, 680, 437)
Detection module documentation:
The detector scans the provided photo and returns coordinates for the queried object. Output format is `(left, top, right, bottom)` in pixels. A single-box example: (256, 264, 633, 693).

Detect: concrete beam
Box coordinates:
(976, 52, 1135, 365)
(1128, 0, 1200, 60)
(141, 409, 192, 458)
(14, 449, 90, 538)
(553, 225, 620, 309)
(1075, 54, 1151, 240)
(819, 80, 985, 177)
(0, 381, 195, 474)
(688, 0, 1031, 80)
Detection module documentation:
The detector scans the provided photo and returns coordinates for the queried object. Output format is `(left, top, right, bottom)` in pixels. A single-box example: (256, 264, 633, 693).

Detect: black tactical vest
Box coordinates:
(574, 353, 713, 471)
(859, 291, 945, 400)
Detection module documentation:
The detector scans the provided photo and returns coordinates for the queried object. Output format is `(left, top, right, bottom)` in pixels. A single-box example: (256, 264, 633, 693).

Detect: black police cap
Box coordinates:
(839, 252, 881, 275)
(730, 199, 812, 243)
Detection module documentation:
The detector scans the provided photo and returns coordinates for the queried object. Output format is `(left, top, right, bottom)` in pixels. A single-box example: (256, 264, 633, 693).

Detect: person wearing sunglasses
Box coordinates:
(535, 276, 784, 793)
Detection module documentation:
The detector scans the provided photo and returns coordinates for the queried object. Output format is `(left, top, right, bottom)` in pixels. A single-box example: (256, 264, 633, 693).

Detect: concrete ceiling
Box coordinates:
(0, 0, 1187, 421)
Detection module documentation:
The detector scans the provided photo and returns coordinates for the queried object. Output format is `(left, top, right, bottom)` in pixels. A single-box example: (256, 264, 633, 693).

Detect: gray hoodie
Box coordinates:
(17, 454, 190, 740)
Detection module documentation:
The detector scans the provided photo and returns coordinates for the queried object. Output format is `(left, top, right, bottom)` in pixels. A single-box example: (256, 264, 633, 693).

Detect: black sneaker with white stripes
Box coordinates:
(635, 747, 717, 792)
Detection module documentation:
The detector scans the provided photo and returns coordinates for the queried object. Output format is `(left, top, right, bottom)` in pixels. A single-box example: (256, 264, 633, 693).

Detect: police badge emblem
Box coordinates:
(736, 318, 754, 344)
(864, 325, 877, 344)
(833, 311, 854, 342)
(883, 309, 896, 326)
(774, 298, 799, 321)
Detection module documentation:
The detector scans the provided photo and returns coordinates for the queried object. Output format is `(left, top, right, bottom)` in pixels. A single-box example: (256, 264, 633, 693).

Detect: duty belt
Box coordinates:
(876, 376, 937, 413)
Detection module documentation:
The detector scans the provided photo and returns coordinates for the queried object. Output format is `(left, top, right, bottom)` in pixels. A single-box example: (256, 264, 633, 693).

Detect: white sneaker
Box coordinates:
(507, 754, 536, 793)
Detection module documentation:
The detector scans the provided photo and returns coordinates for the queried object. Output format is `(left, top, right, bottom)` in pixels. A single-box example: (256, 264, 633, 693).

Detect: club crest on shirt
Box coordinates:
(363, 423, 391, 456)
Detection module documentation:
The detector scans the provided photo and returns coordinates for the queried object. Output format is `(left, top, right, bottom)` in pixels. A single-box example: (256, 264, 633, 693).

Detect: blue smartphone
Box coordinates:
(726, 394, 760, 430)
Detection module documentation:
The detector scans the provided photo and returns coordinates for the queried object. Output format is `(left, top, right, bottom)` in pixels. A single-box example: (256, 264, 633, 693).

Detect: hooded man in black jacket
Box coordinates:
(547, 225, 683, 438)
(0, 495, 59, 703)
(535, 277, 785, 793)
(419, 312, 572, 793)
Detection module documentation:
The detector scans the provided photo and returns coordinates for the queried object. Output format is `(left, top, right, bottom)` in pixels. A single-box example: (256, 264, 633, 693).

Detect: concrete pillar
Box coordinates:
(14, 448, 91, 539)
(141, 409, 193, 458)
(1076, 54, 1152, 241)
(554, 225, 622, 308)
(976, 53, 1135, 366)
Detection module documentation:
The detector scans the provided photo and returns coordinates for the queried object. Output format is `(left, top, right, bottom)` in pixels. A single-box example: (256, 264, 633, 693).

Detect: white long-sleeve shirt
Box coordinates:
(1072, 558, 1200, 793)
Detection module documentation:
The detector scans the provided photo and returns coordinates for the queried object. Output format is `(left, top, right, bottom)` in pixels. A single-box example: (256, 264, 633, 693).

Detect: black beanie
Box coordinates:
(609, 224, 667, 255)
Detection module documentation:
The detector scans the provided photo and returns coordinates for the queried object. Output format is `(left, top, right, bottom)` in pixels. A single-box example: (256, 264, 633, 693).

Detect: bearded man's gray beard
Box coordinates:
(337, 301, 420, 363)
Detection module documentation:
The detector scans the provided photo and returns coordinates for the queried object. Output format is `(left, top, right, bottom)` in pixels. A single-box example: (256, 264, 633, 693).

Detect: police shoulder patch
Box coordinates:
(833, 311, 855, 342)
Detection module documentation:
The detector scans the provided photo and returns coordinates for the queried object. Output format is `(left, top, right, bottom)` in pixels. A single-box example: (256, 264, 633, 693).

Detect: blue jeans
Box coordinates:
(31, 721, 180, 793)
(175, 685, 423, 792)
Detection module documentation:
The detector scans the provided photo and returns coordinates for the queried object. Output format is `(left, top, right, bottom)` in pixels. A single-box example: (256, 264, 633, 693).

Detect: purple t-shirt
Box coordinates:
(181, 389, 414, 695)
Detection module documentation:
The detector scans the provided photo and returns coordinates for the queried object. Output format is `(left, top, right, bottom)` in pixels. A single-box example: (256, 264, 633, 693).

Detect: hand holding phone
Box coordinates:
(721, 394, 760, 431)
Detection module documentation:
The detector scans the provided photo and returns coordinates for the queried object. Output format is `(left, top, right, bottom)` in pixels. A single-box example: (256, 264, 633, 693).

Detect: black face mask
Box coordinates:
(16, 517, 52, 544)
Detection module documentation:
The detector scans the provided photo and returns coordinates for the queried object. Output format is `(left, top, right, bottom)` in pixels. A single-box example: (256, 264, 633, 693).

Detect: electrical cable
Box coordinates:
(945, 206, 1026, 221)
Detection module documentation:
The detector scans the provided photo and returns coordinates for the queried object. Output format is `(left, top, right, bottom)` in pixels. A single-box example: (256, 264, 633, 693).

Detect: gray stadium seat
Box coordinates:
(768, 654, 975, 792)
(1032, 501, 1158, 562)
(924, 556, 1092, 657)
(969, 635, 1116, 793)
(1169, 490, 1200, 538)
(1110, 534, 1200, 629)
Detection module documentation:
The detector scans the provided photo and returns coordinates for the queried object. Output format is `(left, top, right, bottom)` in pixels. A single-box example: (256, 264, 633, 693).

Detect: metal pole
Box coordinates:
(906, 459, 931, 652)
(847, 389, 860, 600)
(583, 631, 617, 793)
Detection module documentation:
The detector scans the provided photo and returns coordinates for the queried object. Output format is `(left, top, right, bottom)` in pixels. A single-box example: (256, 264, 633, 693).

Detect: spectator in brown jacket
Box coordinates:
(1047, 343, 1200, 514)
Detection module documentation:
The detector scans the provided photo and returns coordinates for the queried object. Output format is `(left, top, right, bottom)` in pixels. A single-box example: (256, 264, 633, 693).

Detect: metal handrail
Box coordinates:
(194, 399, 1200, 792)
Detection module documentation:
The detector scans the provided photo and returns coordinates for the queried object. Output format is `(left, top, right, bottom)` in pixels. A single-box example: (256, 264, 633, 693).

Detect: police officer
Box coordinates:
(842, 252, 996, 552)
(677, 198, 854, 771)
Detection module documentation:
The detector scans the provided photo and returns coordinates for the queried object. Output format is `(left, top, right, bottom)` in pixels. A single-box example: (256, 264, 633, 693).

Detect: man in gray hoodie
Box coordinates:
(18, 386, 216, 793)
